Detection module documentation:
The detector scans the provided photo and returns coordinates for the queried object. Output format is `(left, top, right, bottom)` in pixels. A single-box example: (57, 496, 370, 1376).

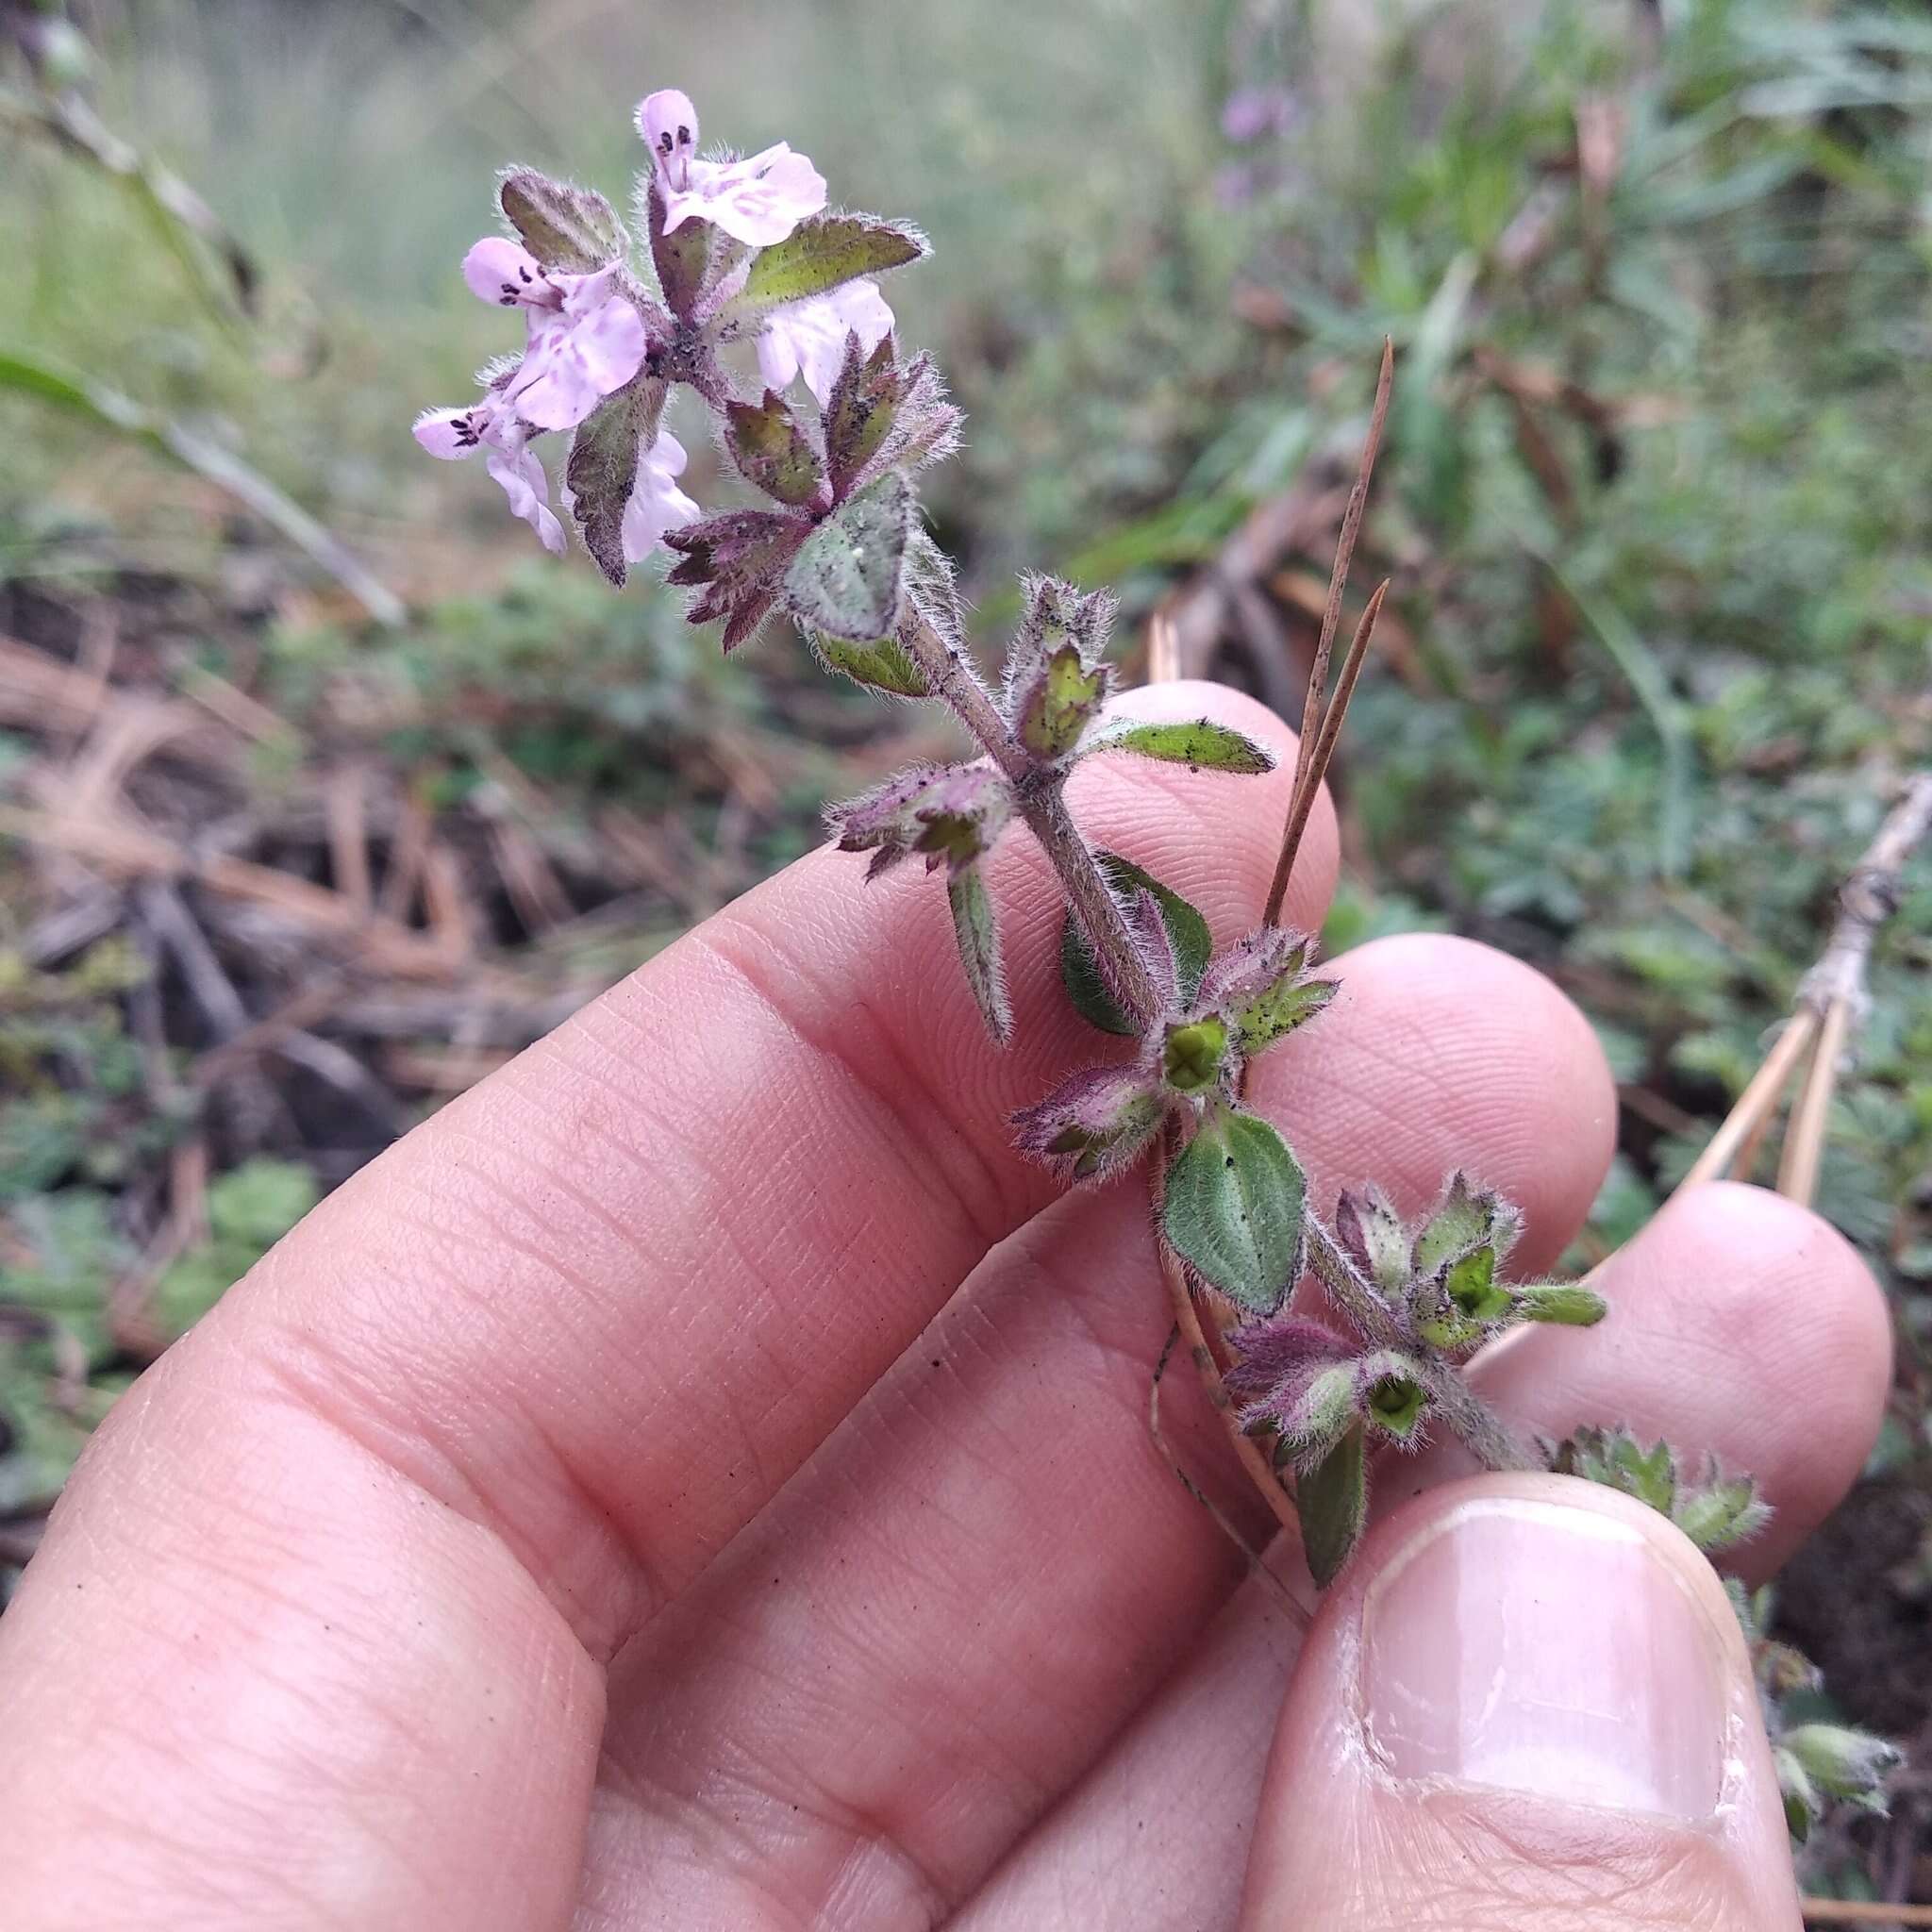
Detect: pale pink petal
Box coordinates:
(637, 88, 700, 190)
(462, 237, 549, 310)
(485, 443, 565, 555)
(508, 296, 648, 432)
(556, 262, 625, 320)
(754, 327, 802, 394)
(621, 432, 702, 563)
(663, 143, 826, 247)
(412, 407, 486, 459)
(757, 279, 893, 406)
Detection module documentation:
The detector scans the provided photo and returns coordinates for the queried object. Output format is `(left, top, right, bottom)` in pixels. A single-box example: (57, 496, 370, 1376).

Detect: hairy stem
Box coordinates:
(1303, 1216, 1406, 1354)
(903, 611, 1160, 1027)
(1148, 1324, 1300, 1611)
(1420, 1359, 1541, 1474)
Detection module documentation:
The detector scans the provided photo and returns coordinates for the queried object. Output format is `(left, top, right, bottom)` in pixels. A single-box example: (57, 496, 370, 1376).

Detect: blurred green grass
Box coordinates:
(5, 0, 1932, 1885)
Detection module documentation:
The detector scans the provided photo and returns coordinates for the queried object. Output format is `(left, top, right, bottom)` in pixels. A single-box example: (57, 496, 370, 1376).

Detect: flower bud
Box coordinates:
(826, 761, 1014, 878)
(1355, 1350, 1430, 1443)
(1160, 1016, 1230, 1095)
(1332, 1185, 1410, 1299)
(1413, 1173, 1524, 1278)
(1782, 1723, 1902, 1808)
(1010, 1064, 1165, 1183)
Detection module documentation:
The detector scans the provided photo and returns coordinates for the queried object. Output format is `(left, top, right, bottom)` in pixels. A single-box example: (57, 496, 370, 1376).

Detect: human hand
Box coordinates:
(0, 685, 1890, 1930)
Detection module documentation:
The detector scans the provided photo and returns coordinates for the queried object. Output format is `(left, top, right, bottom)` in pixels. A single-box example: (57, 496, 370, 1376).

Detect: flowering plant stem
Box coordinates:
(901, 610, 1161, 1028)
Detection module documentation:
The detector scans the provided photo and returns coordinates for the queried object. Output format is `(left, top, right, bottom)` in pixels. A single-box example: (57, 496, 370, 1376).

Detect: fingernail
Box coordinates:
(1361, 1494, 1728, 1820)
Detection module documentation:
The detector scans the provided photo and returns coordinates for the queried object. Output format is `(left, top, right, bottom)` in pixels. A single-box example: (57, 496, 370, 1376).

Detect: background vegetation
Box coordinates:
(4, 0, 1931, 1908)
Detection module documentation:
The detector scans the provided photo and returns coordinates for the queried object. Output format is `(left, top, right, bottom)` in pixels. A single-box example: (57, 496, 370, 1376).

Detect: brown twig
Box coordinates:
(1263, 340, 1393, 927)
(1263, 580, 1389, 927)
(1679, 773, 1932, 1201)
(1677, 1008, 1820, 1192)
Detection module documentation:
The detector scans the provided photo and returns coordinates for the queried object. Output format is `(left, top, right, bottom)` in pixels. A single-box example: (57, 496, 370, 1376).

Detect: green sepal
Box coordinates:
(1161, 1105, 1307, 1314)
(1018, 643, 1108, 761)
(1230, 975, 1337, 1057)
(1411, 1173, 1499, 1277)
(647, 177, 711, 319)
(1060, 853, 1209, 1037)
(1299, 1423, 1368, 1590)
(1160, 1017, 1229, 1095)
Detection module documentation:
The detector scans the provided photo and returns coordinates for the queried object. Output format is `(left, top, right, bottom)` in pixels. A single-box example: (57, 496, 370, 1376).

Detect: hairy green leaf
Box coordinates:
(1162, 1106, 1307, 1313)
(733, 214, 924, 318)
(783, 471, 910, 638)
(499, 168, 623, 272)
(1086, 718, 1275, 774)
(812, 631, 928, 697)
(949, 868, 1010, 1045)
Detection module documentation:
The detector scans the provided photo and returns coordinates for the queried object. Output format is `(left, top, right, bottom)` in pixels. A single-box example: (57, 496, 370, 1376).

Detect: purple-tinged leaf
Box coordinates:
(825, 760, 1013, 878)
(1060, 855, 1208, 1038)
(663, 508, 809, 647)
(824, 331, 901, 498)
(1332, 1185, 1410, 1300)
(1224, 1315, 1357, 1467)
(724, 390, 826, 508)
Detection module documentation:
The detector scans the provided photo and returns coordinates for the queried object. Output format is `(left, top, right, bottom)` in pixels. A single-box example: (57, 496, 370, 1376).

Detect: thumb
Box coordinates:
(1238, 1473, 1802, 1930)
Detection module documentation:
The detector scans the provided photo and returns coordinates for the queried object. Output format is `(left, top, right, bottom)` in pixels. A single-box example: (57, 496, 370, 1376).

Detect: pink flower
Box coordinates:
(622, 430, 702, 564)
(756, 279, 894, 407)
(636, 87, 826, 247)
(508, 289, 648, 432)
(458, 242, 647, 432)
(412, 391, 565, 556)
